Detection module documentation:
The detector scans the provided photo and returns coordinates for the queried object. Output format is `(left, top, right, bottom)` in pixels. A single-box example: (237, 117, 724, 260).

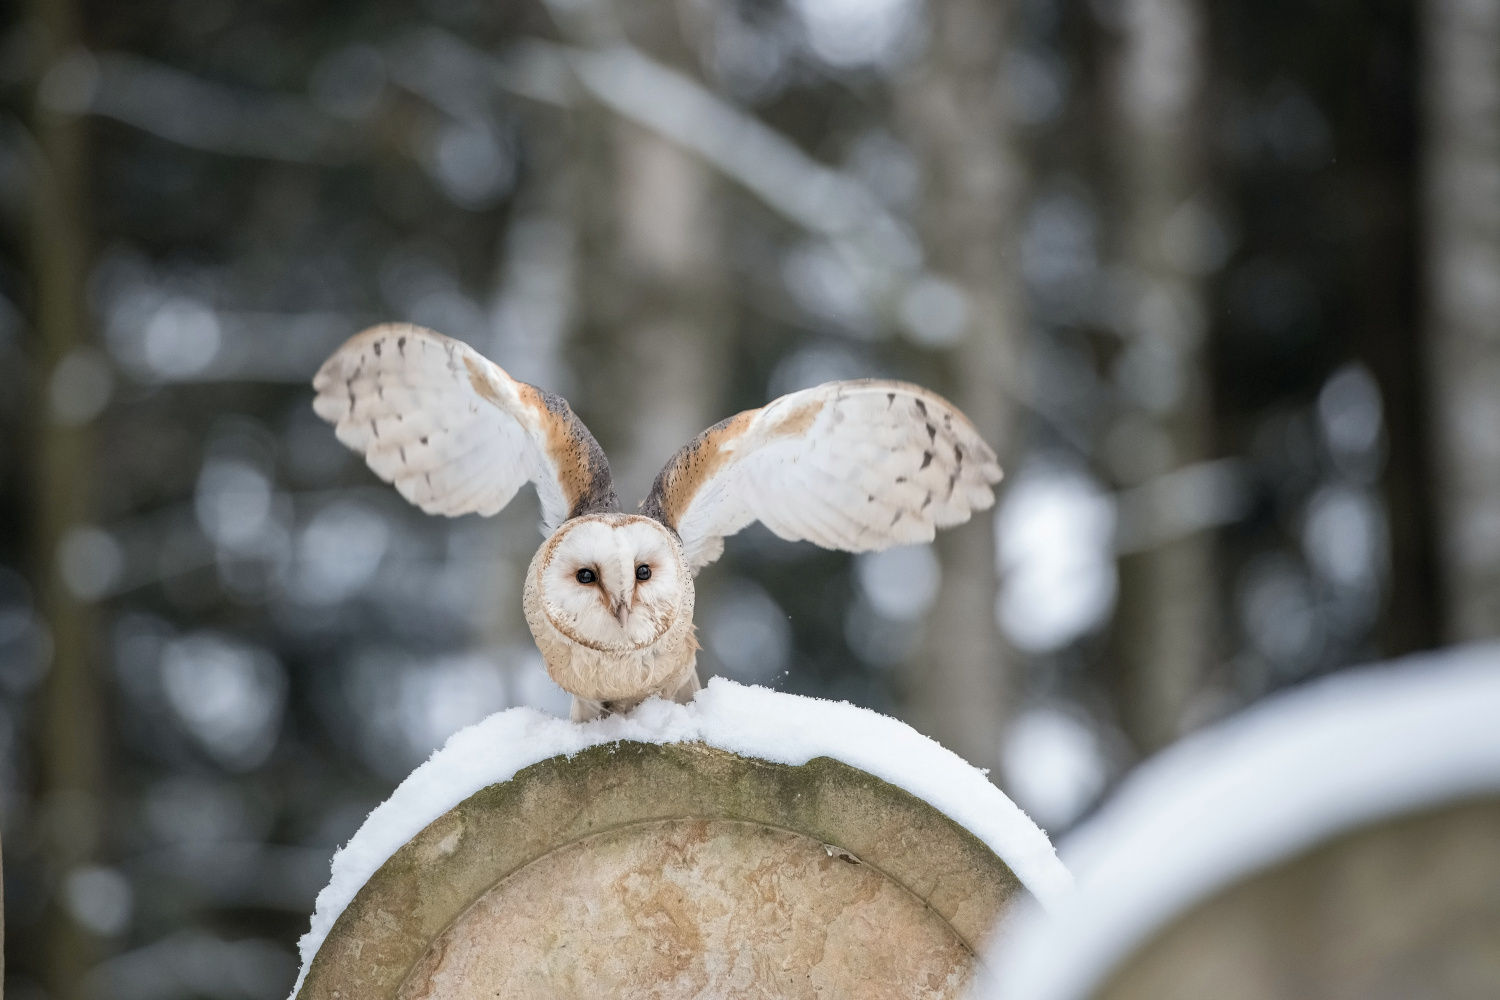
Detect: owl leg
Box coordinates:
(569, 696, 607, 722)
(666, 667, 701, 705)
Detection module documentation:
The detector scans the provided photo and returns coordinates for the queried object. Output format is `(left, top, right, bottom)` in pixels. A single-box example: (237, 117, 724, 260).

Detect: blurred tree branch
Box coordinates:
(62, 50, 360, 163)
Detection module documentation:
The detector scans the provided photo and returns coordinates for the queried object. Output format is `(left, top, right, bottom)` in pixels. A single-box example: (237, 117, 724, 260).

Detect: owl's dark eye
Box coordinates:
(635, 564, 652, 581)
(576, 568, 597, 585)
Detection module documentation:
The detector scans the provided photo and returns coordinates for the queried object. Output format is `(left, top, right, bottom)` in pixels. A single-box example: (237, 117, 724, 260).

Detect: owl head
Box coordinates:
(530, 513, 690, 654)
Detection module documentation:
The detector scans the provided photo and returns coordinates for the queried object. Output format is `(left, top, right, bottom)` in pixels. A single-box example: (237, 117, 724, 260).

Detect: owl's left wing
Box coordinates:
(639, 380, 1002, 572)
(312, 323, 616, 531)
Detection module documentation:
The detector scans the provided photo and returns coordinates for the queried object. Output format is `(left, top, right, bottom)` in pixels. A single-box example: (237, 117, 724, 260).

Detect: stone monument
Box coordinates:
(291, 679, 1072, 1000)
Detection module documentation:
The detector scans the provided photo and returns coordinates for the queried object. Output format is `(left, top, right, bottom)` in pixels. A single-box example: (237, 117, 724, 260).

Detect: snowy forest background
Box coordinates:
(1, 0, 1496, 995)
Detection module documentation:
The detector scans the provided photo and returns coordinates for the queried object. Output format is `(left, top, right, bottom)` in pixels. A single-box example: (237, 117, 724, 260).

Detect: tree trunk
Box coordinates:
(602, 119, 729, 504)
(564, 5, 730, 509)
(1424, 0, 1500, 642)
(1103, 0, 1216, 751)
(894, 0, 1029, 769)
(28, 0, 104, 992)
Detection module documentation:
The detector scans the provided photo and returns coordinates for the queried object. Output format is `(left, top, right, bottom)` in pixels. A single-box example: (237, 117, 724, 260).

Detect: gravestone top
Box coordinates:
(298, 740, 1034, 999)
(292, 676, 1071, 999)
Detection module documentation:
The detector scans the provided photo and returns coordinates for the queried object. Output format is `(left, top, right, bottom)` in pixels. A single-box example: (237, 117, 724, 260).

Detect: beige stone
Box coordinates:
(298, 742, 1031, 999)
(401, 819, 975, 999)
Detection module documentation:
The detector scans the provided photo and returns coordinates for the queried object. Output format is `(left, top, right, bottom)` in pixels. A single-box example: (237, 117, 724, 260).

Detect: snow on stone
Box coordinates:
(981, 642, 1500, 1000)
(291, 677, 1072, 996)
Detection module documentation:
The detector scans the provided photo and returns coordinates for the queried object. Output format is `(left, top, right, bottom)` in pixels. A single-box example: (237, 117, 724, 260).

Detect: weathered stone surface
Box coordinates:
(299, 741, 1030, 999)
(1100, 798, 1500, 1000)
(401, 819, 975, 999)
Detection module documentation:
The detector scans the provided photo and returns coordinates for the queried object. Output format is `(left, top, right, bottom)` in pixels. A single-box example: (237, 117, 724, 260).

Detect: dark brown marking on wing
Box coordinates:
(920, 451, 934, 470)
(834, 380, 987, 449)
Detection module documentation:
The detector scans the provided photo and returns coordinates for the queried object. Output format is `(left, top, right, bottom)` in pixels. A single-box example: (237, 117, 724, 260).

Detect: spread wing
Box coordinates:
(640, 380, 1002, 571)
(312, 323, 616, 531)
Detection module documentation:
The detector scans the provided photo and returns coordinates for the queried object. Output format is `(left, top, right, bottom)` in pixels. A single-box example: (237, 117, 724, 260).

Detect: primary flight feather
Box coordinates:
(313, 323, 1002, 720)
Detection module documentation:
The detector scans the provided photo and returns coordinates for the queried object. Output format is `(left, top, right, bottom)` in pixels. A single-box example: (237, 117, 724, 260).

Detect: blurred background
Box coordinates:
(0, 0, 1493, 995)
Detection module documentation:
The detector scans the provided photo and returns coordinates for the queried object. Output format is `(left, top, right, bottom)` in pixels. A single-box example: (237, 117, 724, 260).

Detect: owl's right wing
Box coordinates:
(639, 380, 1002, 572)
(312, 323, 616, 532)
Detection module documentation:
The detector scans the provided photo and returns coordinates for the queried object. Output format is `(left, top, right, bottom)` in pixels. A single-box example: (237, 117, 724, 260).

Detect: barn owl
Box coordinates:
(313, 324, 1002, 721)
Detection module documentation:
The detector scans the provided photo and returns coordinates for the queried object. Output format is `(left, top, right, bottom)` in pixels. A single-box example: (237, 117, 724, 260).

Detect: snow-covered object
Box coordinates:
(980, 642, 1500, 1000)
(292, 677, 1072, 997)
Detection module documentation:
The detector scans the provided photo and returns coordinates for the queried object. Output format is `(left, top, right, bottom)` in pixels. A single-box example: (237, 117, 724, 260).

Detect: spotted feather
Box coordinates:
(312, 323, 616, 531)
(639, 380, 1003, 571)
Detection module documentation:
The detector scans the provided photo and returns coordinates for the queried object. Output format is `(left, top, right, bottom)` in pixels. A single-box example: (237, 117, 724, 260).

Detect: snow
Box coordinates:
(291, 677, 1072, 997)
(981, 642, 1500, 1000)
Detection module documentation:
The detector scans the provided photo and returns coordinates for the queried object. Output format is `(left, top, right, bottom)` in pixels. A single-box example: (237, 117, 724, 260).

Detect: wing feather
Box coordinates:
(312, 323, 616, 530)
(641, 380, 1002, 571)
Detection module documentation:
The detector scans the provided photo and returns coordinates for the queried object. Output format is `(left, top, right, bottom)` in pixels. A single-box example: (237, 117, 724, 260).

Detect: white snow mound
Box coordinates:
(291, 677, 1072, 997)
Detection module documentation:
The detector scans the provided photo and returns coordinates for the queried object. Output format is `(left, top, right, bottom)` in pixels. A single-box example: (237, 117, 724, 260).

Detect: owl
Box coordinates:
(313, 324, 1002, 721)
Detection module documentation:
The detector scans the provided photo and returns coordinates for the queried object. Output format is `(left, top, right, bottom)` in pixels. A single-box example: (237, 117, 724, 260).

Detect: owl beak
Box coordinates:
(613, 599, 630, 628)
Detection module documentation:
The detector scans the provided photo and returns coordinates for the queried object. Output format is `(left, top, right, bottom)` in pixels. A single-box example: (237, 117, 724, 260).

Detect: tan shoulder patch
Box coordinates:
(464, 355, 502, 407)
(769, 398, 825, 439)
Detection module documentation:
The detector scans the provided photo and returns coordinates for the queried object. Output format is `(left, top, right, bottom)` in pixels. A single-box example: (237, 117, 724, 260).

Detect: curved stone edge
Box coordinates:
(982, 644, 1500, 1000)
(298, 741, 1030, 1000)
